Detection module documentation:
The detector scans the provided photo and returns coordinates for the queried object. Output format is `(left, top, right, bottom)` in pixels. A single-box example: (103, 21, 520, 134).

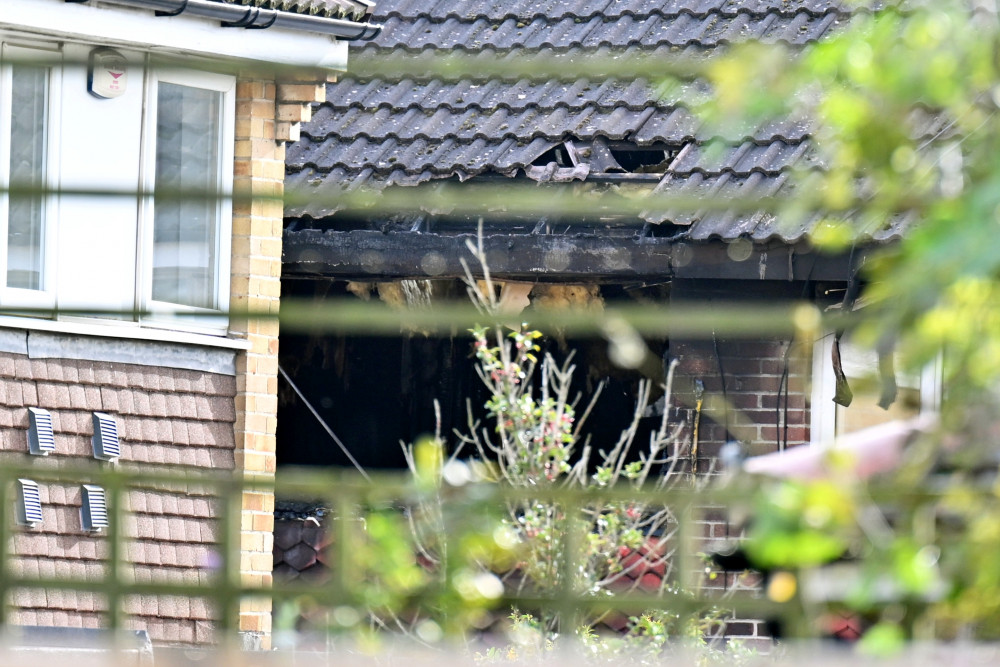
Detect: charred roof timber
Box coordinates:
(282, 228, 869, 284)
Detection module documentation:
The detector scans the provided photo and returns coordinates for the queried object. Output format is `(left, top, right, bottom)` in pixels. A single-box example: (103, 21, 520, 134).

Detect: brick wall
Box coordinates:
(668, 279, 811, 642)
(230, 74, 283, 646)
(1, 352, 236, 644)
(669, 279, 812, 469)
(673, 336, 810, 468)
(230, 73, 325, 647)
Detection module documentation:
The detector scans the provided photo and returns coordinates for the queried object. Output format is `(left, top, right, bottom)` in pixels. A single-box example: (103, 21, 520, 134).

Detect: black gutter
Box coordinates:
(65, 0, 382, 40)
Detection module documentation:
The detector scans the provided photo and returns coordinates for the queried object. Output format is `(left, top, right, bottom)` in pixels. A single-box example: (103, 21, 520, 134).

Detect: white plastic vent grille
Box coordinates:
(16, 479, 43, 527)
(91, 412, 121, 461)
(27, 407, 55, 455)
(81, 485, 109, 532)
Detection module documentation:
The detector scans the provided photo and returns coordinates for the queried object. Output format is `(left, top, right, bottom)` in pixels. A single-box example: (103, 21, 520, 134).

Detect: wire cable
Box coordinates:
(278, 365, 371, 481)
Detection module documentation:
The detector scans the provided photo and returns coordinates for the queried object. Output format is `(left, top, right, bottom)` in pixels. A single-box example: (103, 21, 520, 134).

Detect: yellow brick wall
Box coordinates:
(230, 73, 326, 649)
(231, 75, 283, 647)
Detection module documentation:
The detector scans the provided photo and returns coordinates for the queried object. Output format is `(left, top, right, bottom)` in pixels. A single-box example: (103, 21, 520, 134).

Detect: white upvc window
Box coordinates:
(139, 67, 234, 334)
(811, 331, 942, 444)
(0, 38, 235, 339)
(0, 43, 60, 310)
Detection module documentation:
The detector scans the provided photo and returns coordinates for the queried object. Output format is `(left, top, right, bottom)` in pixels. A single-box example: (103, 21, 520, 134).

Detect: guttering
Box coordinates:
(69, 0, 382, 40)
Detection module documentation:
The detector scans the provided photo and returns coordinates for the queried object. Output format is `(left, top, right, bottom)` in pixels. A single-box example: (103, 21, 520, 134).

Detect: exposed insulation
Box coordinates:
(531, 284, 605, 312)
(346, 281, 374, 300)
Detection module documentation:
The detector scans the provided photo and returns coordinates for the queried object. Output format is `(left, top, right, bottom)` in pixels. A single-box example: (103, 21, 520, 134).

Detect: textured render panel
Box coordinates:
(0, 329, 28, 355)
(27, 332, 237, 376)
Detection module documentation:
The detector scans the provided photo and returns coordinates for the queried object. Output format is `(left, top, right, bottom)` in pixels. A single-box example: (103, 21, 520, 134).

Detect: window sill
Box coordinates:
(0, 314, 252, 351)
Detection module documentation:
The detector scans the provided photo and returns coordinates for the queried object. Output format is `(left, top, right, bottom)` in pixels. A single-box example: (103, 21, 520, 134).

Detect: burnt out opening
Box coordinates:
(607, 143, 680, 173)
(276, 279, 672, 473)
(531, 144, 572, 168)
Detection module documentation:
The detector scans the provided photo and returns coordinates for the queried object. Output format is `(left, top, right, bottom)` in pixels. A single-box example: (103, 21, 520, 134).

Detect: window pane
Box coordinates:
(153, 82, 221, 309)
(7, 65, 47, 291)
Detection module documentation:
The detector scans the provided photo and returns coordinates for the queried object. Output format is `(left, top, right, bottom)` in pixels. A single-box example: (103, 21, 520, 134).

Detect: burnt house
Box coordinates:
(278, 1, 937, 483)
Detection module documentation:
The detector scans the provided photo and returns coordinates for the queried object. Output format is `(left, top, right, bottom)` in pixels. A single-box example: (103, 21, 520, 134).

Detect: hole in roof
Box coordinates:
(531, 145, 571, 168)
(609, 145, 680, 174)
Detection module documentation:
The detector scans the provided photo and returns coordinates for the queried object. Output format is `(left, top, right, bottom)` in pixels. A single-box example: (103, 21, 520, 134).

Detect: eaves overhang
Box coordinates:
(3, 0, 381, 71)
(69, 0, 382, 40)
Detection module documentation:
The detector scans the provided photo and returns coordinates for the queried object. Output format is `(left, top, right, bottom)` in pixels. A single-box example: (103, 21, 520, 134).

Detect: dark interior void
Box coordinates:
(277, 279, 671, 471)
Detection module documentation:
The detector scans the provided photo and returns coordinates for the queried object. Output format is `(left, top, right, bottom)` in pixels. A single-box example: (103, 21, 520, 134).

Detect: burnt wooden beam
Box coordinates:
(283, 229, 867, 283)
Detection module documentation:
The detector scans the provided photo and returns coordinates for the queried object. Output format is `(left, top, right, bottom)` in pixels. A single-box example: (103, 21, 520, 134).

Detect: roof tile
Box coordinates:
(14, 357, 32, 380)
(62, 362, 80, 384)
(44, 360, 64, 382)
(172, 420, 190, 446)
(112, 369, 131, 388)
(142, 369, 163, 393)
(172, 370, 195, 393)
(161, 494, 179, 516)
(283, 0, 891, 243)
(76, 362, 96, 385)
(0, 407, 18, 428)
(207, 421, 237, 446)
(93, 362, 114, 386)
(132, 391, 152, 417)
(84, 386, 102, 409)
(100, 387, 120, 413)
(193, 448, 215, 468)
(145, 494, 164, 515)
(19, 383, 37, 408)
(204, 373, 238, 397)
(117, 389, 139, 415)
(30, 359, 48, 381)
(68, 385, 88, 410)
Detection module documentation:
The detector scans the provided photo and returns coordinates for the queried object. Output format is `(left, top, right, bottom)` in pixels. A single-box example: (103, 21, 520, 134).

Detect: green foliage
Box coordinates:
(695, 0, 1000, 644)
(394, 249, 735, 659)
(744, 480, 855, 569)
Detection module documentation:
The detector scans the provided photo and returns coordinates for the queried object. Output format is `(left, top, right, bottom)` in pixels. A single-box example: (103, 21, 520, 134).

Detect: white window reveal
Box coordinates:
(0, 44, 60, 309)
(16, 478, 43, 527)
(141, 68, 234, 333)
(812, 332, 942, 444)
(80, 484, 109, 532)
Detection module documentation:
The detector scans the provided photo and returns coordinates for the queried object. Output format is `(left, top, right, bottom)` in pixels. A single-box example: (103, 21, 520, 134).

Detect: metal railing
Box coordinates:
(0, 455, 956, 648)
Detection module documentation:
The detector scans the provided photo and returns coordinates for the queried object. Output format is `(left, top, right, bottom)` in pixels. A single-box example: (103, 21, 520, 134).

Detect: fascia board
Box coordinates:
(1, 0, 349, 71)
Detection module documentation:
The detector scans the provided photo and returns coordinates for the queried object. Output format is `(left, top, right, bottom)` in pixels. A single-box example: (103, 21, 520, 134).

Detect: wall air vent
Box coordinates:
(81, 485, 109, 532)
(27, 407, 55, 455)
(16, 479, 43, 527)
(91, 412, 121, 461)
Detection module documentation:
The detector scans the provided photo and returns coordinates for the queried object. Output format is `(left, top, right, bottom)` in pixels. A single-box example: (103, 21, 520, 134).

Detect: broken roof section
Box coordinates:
(285, 0, 908, 244)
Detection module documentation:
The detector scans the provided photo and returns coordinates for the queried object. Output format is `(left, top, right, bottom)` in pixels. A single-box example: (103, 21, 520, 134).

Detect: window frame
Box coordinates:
(137, 65, 234, 335)
(811, 330, 942, 444)
(0, 42, 61, 311)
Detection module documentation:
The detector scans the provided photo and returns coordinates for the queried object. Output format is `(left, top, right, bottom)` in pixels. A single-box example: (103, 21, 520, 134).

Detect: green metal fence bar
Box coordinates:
(0, 458, 974, 643)
(106, 477, 123, 630)
(0, 480, 9, 628)
(220, 476, 246, 636)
